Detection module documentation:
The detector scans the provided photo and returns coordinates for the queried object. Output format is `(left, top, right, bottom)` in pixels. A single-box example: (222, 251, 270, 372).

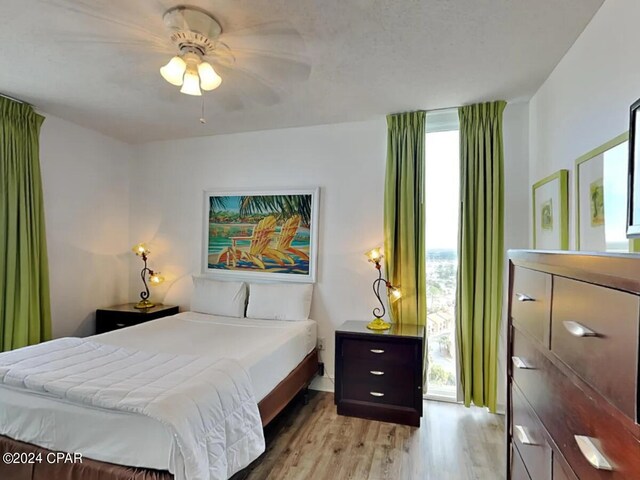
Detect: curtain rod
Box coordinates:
(0, 92, 29, 105)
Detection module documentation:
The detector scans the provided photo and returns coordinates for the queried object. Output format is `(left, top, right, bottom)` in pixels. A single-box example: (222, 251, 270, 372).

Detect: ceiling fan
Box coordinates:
(160, 6, 228, 96)
(43, 1, 312, 108)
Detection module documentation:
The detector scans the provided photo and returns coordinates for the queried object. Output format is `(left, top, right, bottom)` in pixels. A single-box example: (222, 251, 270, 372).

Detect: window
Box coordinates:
(425, 110, 460, 401)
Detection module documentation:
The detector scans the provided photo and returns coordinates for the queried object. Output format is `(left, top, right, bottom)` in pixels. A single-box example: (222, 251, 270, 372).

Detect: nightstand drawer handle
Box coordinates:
(563, 321, 597, 337)
(115, 323, 126, 327)
(369, 391, 384, 397)
(370, 370, 385, 376)
(370, 349, 385, 354)
(574, 435, 613, 471)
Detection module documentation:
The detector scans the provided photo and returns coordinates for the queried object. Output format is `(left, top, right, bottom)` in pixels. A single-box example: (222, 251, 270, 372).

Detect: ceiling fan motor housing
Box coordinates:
(163, 6, 222, 56)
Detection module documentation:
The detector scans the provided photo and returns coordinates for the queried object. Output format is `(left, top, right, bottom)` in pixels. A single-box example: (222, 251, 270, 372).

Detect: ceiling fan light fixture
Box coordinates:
(160, 55, 186, 86)
(180, 68, 202, 96)
(198, 61, 222, 91)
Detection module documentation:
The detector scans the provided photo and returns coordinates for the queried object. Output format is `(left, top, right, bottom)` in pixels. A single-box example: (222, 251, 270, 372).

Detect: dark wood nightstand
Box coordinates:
(95, 303, 179, 334)
(335, 320, 425, 426)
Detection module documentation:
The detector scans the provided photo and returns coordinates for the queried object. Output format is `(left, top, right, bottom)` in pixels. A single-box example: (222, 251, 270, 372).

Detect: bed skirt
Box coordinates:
(0, 435, 173, 480)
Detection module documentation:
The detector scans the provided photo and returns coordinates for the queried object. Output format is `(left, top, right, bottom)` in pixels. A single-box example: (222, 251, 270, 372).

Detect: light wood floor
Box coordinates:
(233, 391, 505, 480)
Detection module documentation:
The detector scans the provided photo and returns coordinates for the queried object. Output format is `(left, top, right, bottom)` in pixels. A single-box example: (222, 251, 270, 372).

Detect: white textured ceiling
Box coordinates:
(0, 0, 603, 144)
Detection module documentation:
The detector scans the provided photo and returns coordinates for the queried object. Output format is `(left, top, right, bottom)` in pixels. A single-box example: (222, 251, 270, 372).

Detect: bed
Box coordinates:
(0, 311, 319, 480)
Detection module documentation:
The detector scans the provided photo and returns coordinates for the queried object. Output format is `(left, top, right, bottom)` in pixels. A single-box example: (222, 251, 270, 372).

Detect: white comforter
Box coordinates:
(0, 337, 265, 480)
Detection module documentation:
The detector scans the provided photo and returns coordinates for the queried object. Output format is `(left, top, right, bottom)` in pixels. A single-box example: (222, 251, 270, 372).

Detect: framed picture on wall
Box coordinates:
(202, 188, 320, 282)
(576, 133, 639, 252)
(532, 170, 569, 250)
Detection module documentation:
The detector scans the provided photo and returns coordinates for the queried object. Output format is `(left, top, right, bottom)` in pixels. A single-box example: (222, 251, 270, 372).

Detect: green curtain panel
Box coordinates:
(456, 101, 506, 412)
(383, 111, 426, 329)
(0, 97, 51, 351)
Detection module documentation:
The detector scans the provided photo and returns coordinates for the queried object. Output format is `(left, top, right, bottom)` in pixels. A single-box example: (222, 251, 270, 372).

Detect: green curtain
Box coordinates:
(456, 101, 506, 412)
(0, 97, 51, 351)
(383, 111, 426, 328)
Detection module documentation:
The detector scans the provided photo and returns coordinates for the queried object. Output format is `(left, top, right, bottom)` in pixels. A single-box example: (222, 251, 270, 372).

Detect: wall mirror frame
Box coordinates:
(577, 132, 640, 252)
(627, 97, 640, 238)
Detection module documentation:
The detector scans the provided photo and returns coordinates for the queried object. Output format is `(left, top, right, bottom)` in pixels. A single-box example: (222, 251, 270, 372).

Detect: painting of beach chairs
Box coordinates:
(203, 188, 319, 282)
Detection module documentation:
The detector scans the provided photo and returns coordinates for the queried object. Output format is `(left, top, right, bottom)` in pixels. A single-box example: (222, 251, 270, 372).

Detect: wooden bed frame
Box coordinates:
(0, 349, 320, 480)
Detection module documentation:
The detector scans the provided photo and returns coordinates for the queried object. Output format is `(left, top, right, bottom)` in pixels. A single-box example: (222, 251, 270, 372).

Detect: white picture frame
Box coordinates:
(202, 187, 320, 283)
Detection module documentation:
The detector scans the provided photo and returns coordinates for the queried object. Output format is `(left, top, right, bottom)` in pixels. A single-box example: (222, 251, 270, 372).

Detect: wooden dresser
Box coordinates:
(335, 321, 425, 426)
(508, 251, 640, 479)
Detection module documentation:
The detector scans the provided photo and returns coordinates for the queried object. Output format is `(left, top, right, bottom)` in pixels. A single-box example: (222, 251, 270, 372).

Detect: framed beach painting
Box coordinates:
(576, 133, 639, 252)
(202, 188, 320, 282)
(532, 170, 569, 250)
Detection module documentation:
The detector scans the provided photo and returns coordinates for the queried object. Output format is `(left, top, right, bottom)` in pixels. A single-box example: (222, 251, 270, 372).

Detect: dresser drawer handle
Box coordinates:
(514, 425, 535, 446)
(369, 392, 385, 397)
(370, 370, 385, 376)
(370, 349, 385, 354)
(563, 321, 597, 338)
(574, 435, 613, 471)
(511, 356, 532, 369)
(516, 293, 535, 302)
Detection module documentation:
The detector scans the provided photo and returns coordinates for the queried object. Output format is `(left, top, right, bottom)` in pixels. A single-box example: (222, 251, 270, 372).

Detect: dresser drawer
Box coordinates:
(512, 328, 640, 479)
(511, 267, 552, 347)
(341, 338, 418, 366)
(341, 360, 415, 407)
(512, 385, 552, 480)
(510, 444, 532, 480)
(553, 455, 578, 480)
(551, 277, 639, 420)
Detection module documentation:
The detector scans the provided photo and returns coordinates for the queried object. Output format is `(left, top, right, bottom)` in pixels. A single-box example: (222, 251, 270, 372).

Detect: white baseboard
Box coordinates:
(310, 375, 334, 393)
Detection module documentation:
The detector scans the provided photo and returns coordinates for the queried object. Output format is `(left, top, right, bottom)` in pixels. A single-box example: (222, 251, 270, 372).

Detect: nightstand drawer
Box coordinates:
(342, 361, 415, 407)
(96, 304, 179, 334)
(341, 338, 417, 366)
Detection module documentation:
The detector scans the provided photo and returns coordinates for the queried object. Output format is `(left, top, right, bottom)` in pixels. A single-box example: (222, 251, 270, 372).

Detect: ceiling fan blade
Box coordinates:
(50, 34, 173, 55)
(214, 63, 281, 107)
(206, 90, 246, 113)
(219, 48, 311, 83)
(220, 21, 308, 57)
(39, 0, 167, 40)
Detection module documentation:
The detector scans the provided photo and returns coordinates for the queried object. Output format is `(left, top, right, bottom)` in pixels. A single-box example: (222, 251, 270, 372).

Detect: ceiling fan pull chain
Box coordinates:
(200, 98, 206, 124)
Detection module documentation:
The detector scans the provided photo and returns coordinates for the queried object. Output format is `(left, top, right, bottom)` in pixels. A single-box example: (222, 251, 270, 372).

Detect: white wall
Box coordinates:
(529, 0, 640, 247)
(39, 114, 131, 338)
(129, 108, 529, 395)
(499, 102, 530, 410)
(129, 119, 387, 390)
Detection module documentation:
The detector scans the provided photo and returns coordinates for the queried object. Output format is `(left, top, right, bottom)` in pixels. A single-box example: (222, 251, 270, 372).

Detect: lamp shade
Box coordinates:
(160, 56, 186, 86)
(132, 243, 150, 256)
(365, 247, 383, 263)
(149, 273, 165, 286)
(180, 69, 202, 96)
(198, 61, 222, 91)
(389, 287, 402, 301)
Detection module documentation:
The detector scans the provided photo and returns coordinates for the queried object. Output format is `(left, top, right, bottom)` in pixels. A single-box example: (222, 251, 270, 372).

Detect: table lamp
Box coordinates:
(132, 243, 165, 309)
(364, 247, 401, 330)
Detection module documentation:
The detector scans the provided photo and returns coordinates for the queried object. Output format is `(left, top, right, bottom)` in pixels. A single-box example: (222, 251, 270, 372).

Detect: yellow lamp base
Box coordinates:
(134, 299, 155, 309)
(367, 318, 391, 331)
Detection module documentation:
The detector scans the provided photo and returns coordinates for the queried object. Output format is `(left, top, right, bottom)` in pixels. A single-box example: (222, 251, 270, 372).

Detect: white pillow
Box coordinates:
(246, 283, 313, 321)
(191, 277, 247, 318)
